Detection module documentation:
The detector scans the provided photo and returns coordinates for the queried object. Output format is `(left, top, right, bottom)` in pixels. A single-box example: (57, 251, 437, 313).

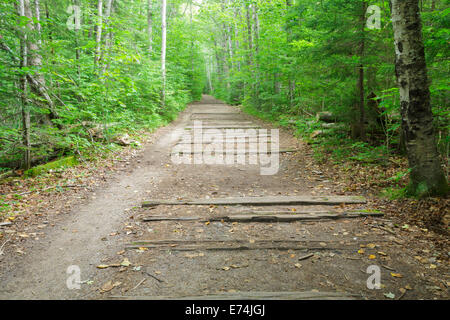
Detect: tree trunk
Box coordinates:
(390, 0, 448, 197)
(94, 0, 103, 68)
(357, 1, 367, 140)
(161, 0, 167, 107)
(147, 0, 153, 54)
(286, 0, 295, 107)
(252, 2, 260, 106)
(23, 0, 59, 126)
(101, 0, 114, 76)
(34, 0, 42, 47)
(245, 3, 253, 67)
(18, 0, 31, 170)
(74, 0, 81, 79)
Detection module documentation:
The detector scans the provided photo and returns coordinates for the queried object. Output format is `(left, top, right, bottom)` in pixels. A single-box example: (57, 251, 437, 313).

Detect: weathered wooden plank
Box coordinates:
(191, 112, 241, 115)
(171, 149, 298, 156)
(191, 117, 249, 120)
(213, 212, 377, 222)
(110, 291, 357, 300)
(185, 125, 261, 130)
(128, 239, 387, 245)
(125, 238, 388, 251)
(237, 210, 382, 217)
(193, 121, 255, 125)
(142, 211, 382, 222)
(0, 222, 12, 227)
(142, 216, 201, 222)
(142, 195, 367, 207)
(125, 244, 353, 251)
(175, 140, 273, 145)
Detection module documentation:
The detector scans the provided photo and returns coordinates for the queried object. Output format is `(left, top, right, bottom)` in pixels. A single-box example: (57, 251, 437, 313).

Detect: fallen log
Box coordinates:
(316, 111, 337, 123)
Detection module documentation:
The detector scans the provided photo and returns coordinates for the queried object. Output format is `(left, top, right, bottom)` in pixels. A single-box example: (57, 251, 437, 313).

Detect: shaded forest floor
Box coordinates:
(0, 96, 448, 300)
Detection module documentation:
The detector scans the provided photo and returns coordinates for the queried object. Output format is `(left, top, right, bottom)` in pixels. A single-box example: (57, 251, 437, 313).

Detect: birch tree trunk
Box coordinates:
(24, 0, 58, 124)
(34, 0, 42, 47)
(390, 0, 448, 197)
(94, 0, 103, 68)
(161, 0, 167, 106)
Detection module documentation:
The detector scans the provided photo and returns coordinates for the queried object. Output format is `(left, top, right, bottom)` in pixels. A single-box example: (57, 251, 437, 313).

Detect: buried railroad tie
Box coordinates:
(142, 195, 367, 207)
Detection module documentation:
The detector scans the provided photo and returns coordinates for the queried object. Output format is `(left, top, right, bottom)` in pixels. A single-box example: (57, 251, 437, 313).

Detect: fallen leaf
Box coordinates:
(384, 292, 395, 299)
(368, 254, 376, 260)
(121, 258, 131, 267)
(390, 272, 403, 278)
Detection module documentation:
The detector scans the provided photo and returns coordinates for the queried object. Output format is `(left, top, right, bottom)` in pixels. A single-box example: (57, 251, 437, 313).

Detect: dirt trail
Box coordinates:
(0, 96, 447, 300)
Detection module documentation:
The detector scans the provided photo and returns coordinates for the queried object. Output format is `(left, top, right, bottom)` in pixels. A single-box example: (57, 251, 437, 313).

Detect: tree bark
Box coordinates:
(18, 0, 31, 170)
(94, 0, 103, 68)
(74, 0, 81, 79)
(252, 2, 260, 106)
(23, 0, 59, 125)
(286, 0, 295, 107)
(390, 0, 448, 197)
(357, 1, 367, 140)
(34, 0, 42, 47)
(147, 0, 153, 54)
(161, 0, 167, 106)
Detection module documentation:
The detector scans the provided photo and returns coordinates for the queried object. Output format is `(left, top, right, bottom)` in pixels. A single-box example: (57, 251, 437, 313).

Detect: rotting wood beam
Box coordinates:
(142, 195, 367, 207)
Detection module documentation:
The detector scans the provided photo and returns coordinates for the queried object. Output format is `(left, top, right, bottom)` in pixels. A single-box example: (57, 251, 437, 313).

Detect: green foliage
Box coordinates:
(0, 0, 205, 171)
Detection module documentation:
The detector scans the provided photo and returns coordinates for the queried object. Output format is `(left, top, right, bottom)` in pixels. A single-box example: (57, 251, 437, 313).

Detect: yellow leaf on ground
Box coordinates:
(390, 272, 403, 278)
